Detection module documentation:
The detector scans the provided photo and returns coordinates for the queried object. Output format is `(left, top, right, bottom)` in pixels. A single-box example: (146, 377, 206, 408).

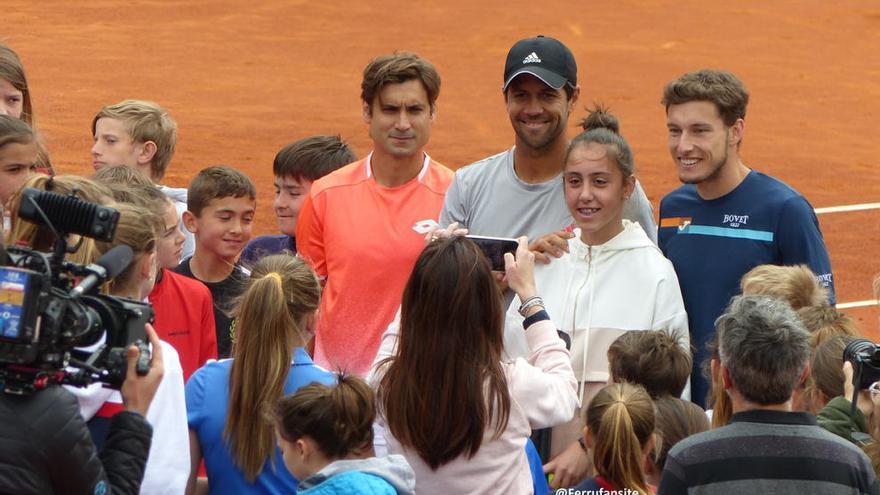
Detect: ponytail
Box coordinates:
(586, 383, 654, 495)
(274, 373, 375, 459)
(225, 255, 320, 481)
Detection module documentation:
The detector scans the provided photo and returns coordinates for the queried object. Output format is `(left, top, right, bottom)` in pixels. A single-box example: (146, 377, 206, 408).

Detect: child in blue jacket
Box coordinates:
(274, 373, 415, 494)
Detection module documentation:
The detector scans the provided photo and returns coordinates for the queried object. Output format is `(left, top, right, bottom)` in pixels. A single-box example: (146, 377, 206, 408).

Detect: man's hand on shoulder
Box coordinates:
(530, 230, 575, 264)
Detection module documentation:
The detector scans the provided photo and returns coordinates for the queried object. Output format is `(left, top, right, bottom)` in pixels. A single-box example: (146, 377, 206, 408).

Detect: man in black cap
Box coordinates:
(439, 34, 657, 490)
(439, 35, 656, 248)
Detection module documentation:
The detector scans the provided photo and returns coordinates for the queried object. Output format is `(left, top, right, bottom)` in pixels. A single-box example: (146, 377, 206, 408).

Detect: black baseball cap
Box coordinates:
(503, 35, 577, 91)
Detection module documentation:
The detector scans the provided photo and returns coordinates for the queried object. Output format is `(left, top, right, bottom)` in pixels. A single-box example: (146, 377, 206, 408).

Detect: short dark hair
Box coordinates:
(607, 330, 691, 398)
(273, 135, 356, 182)
(717, 295, 811, 405)
(661, 69, 749, 127)
(187, 166, 256, 217)
(361, 52, 441, 111)
(274, 373, 375, 459)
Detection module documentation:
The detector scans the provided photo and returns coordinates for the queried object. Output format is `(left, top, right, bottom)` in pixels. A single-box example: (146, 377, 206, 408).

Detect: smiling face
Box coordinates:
(184, 195, 255, 263)
(505, 74, 577, 152)
(563, 142, 634, 246)
(0, 141, 36, 206)
(0, 78, 24, 119)
(273, 175, 311, 236)
(364, 79, 434, 161)
(666, 100, 742, 187)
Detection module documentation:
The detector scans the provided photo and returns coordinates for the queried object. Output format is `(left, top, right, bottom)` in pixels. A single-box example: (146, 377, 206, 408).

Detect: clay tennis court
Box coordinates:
(6, 1, 880, 335)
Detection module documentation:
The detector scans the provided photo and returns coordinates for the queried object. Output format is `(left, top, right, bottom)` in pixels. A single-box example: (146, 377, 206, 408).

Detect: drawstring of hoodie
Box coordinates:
(573, 243, 596, 406)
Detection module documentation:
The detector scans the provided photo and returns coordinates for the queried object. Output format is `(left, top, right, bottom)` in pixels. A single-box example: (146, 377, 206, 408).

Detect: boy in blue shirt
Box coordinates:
(241, 135, 355, 265)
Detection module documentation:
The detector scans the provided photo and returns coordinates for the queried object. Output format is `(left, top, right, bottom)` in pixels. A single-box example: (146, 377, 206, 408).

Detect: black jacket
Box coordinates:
(0, 385, 152, 495)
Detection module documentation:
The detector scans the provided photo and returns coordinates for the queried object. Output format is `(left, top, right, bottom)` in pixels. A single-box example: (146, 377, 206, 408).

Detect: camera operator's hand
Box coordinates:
(504, 237, 536, 301)
(121, 323, 164, 417)
(842, 361, 875, 422)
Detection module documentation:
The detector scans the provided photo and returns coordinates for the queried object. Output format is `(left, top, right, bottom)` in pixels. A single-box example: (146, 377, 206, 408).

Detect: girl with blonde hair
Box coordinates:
(740, 263, 828, 310)
(186, 254, 335, 494)
(574, 382, 656, 494)
(7, 173, 112, 265)
(64, 202, 191, 495)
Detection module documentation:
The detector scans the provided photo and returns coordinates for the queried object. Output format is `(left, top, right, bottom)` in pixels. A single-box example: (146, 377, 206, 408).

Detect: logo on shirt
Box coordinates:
(412, 219, 440, 234)
(722, 214, 749, 228)
(659, 217, 692, 231)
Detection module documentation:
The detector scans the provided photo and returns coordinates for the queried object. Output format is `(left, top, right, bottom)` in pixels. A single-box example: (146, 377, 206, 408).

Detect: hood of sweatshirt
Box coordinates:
(298, 455, 416, 494)
(157, 185, 188, 204)
(569, 219, 656, 258)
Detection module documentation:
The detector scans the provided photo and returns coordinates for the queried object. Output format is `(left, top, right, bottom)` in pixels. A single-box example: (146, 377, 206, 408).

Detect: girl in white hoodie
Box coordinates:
(506, 106, 690, 488)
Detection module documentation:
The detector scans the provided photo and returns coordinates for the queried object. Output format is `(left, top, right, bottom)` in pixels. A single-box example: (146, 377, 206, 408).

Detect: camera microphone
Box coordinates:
(18, 188, 120, 242)
(70, 245, 134, 298)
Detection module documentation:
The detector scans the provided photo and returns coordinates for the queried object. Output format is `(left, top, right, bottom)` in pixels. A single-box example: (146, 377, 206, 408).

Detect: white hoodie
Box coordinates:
(504, 221, 689, 454)
(157, 185, 194, 261)
(66, 341, 190, 495)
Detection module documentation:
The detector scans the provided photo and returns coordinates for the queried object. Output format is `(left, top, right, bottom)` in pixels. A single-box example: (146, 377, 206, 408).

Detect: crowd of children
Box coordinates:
(2, 37, 880, 495)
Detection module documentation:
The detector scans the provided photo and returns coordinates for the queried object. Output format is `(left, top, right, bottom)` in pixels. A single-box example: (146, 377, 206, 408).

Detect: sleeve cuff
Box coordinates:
(522, 309, 550, 330)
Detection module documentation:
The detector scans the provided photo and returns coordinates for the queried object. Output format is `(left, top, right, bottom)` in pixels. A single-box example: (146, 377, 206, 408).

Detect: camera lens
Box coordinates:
(843, 338, 876, 364)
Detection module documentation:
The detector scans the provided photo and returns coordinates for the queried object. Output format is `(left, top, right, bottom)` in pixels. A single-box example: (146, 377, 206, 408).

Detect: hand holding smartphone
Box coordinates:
(466, 235, 519, 272)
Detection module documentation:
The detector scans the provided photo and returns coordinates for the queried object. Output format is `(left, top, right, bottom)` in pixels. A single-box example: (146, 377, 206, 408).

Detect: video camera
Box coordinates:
(0, 187, 153, 395)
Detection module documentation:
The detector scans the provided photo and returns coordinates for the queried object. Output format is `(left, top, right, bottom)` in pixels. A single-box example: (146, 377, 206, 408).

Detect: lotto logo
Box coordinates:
(412, 219, 440, 234)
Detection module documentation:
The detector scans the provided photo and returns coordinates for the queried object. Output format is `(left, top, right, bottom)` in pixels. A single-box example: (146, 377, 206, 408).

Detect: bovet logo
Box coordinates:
(722, 214, 749, 228)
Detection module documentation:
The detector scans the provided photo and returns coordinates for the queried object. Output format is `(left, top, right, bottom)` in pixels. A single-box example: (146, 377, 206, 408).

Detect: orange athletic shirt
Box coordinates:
(296, 153, 453, 375)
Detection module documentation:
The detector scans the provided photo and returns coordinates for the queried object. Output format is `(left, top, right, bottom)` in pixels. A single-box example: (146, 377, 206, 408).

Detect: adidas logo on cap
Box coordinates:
(522, 52, 541, 64)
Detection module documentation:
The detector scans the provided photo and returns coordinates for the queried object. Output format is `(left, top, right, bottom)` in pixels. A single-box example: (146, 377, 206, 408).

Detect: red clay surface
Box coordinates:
(6, 1, 880, 335)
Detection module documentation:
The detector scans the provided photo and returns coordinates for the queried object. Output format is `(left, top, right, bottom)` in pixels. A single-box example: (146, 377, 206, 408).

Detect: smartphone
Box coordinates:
(466, 235, 518, 271)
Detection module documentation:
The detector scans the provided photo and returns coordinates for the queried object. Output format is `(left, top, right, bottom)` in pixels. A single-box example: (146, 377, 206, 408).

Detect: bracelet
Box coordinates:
(518, 296, 544, 317)
(578, 437, 589, 453)
(522, 309, 550, 330)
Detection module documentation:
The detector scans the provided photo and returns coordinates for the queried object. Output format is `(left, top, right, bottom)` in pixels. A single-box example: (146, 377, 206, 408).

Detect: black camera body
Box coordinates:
(0, 188, 153, 394)
(843, 338, 880, 390)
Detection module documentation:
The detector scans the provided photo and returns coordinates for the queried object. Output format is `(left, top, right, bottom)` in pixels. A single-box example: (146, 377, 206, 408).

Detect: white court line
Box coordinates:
(811, 202, 880, 309)
(837, 300, 878, 310)
(815, 203, 880, 214)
